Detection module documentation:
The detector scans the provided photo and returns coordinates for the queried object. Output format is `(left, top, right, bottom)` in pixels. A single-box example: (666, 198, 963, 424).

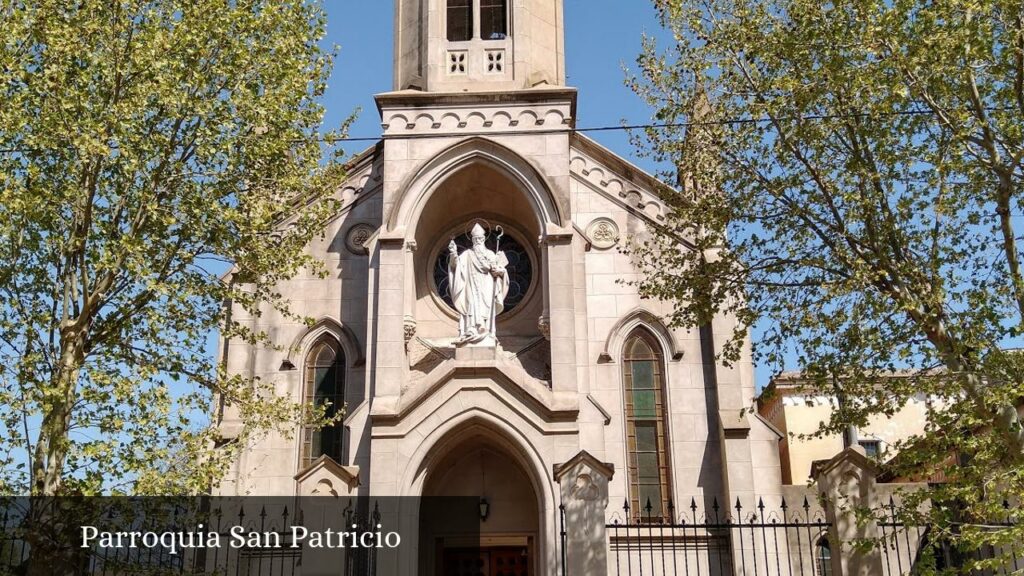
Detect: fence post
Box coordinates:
(814, 446, 884, 576)
(553, 451, 615, 576)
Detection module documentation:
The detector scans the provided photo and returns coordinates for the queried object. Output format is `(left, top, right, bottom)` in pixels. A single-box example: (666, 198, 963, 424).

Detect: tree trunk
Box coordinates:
(30, 335, 84, 496)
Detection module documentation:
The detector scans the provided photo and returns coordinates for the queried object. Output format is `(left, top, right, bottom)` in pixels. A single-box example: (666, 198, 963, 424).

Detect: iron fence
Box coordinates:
(596, 497, 831, 576)
(877, 497, 1022, 576)
(556, 495, 1024, 576)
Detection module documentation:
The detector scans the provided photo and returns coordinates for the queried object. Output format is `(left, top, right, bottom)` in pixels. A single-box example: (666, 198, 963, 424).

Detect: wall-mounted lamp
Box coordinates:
(479, 497, 490, 521)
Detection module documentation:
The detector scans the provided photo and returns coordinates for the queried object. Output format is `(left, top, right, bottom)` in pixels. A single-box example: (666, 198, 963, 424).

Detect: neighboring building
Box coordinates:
(215, 0, 788, 573)
(758, 372, 937, 485)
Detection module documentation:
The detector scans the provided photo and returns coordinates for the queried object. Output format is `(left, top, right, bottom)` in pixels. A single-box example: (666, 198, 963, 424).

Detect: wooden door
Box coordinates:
(440, 546, 530, 576)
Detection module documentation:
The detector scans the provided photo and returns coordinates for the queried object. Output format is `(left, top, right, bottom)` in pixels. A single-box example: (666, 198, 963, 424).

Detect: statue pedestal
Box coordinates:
(454, 341, 502, 362)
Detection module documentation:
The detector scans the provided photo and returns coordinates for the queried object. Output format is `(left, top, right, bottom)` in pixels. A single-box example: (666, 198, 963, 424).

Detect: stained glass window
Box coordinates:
(433, 231, 533, 315)
(301, 336, 346, 469)
(622, 330, 672, 520)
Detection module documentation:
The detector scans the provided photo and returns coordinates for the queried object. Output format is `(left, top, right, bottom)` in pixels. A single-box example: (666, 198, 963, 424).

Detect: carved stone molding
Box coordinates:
(280, 150, 382, 234)
(294, 455, 360, 497)
(554, 451, 614, 575)
(345, 223, 375, 255)
(570, 150, 671, 224)
(381, 104, 573, 136)
(585, 218, 619, 250)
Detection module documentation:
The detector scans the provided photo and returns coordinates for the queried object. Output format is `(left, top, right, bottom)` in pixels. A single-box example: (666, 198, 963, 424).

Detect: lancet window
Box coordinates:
(621, 329, 673, 520)
(301, 336, 346, 468)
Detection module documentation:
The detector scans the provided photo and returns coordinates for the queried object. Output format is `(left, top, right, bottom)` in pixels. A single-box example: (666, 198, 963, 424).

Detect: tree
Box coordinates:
(630, 0, 1023, 568)
(0, 0, 347, 496)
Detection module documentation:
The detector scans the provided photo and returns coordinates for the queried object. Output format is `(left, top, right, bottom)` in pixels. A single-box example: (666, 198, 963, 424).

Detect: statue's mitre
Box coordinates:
(471, 223, 486, 238)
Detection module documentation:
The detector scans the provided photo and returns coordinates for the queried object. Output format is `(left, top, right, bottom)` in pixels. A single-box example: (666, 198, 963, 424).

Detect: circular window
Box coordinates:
(432, 228, 534, 316)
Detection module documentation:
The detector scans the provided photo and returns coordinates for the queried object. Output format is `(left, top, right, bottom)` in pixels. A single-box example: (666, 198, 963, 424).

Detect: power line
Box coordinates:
(317, 106, 1006, 143)
(0, 106, 1011, 153)
(315, 107, 969, 143)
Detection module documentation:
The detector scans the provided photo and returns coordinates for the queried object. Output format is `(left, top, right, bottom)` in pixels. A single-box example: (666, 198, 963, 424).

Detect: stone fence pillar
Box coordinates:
(554, 451, 614, 576)
(815, 446, 884, 576)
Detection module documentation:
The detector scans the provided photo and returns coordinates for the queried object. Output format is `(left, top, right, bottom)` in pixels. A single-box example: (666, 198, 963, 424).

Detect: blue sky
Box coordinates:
(322, 0, 670, 173)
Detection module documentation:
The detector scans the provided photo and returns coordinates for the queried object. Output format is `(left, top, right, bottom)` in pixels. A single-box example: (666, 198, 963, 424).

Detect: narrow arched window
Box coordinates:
(622, 329, 672, 520)
(447, 0, 473, 41)
(480, 0, 508, 40)
(816, 537, 833, 576)
(301, 336, 346, 469)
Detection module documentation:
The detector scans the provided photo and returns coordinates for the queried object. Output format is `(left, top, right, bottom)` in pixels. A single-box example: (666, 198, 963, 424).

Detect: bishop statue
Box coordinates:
(448, 223, 509, 345)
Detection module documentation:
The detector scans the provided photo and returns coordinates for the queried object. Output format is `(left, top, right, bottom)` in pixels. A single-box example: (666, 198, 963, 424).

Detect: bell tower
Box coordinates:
(394, 0, 565, 92)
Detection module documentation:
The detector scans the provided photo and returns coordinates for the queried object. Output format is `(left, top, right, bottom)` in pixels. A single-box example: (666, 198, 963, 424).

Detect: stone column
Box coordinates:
(815, 446, 884, 576)
(373, 233, 408, 404)
(572, 229, 605, 459)
(554, 451, 614, 576)
(543, 229, 577, 394)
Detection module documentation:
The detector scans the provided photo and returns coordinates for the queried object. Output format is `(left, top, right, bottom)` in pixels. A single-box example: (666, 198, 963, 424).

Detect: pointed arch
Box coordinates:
(400, 411, 552, 505)
(815, 535, 834, 576)
(395, 410, 557, 576)
(286, 316, 364, 368)
(600, 308, 683, 363)
(386, 137, 565, 237)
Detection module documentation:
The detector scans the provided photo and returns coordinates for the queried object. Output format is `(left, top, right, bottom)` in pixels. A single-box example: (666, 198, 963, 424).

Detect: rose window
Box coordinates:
(433, 231, 533, 315)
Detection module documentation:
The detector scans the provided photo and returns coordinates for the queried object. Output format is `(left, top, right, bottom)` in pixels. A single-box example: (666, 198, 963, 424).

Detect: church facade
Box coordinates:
(216, 1, 790, 573)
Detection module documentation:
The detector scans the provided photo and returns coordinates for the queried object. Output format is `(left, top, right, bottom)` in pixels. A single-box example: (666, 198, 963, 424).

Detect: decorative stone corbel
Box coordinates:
(403, 317, 417, 351)
(538, 316, 550, 341)
(402, 239, 418, 353)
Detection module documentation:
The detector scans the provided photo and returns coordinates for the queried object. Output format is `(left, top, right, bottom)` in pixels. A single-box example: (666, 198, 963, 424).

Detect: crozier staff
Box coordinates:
(448, 223, 509, 344)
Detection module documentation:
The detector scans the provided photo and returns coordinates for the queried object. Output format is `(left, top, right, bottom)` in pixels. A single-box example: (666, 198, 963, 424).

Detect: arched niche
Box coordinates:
(400, 139, 560, 341)
(387, 137, 565, 236)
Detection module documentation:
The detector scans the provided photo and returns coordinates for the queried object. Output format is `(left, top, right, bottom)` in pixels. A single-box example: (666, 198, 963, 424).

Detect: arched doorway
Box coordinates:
(419, 431, 540, 576)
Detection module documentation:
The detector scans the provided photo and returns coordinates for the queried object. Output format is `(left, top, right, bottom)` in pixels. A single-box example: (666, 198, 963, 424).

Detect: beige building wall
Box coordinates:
(759, 378, 936, 484)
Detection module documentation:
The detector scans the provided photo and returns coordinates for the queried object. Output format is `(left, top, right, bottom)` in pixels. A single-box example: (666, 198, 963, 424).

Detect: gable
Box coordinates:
(570, 134, 676, 226)
(273, 141, 384, 233)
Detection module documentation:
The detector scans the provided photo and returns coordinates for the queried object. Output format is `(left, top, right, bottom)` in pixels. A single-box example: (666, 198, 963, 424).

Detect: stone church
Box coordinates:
(216, 0, 791, 574)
